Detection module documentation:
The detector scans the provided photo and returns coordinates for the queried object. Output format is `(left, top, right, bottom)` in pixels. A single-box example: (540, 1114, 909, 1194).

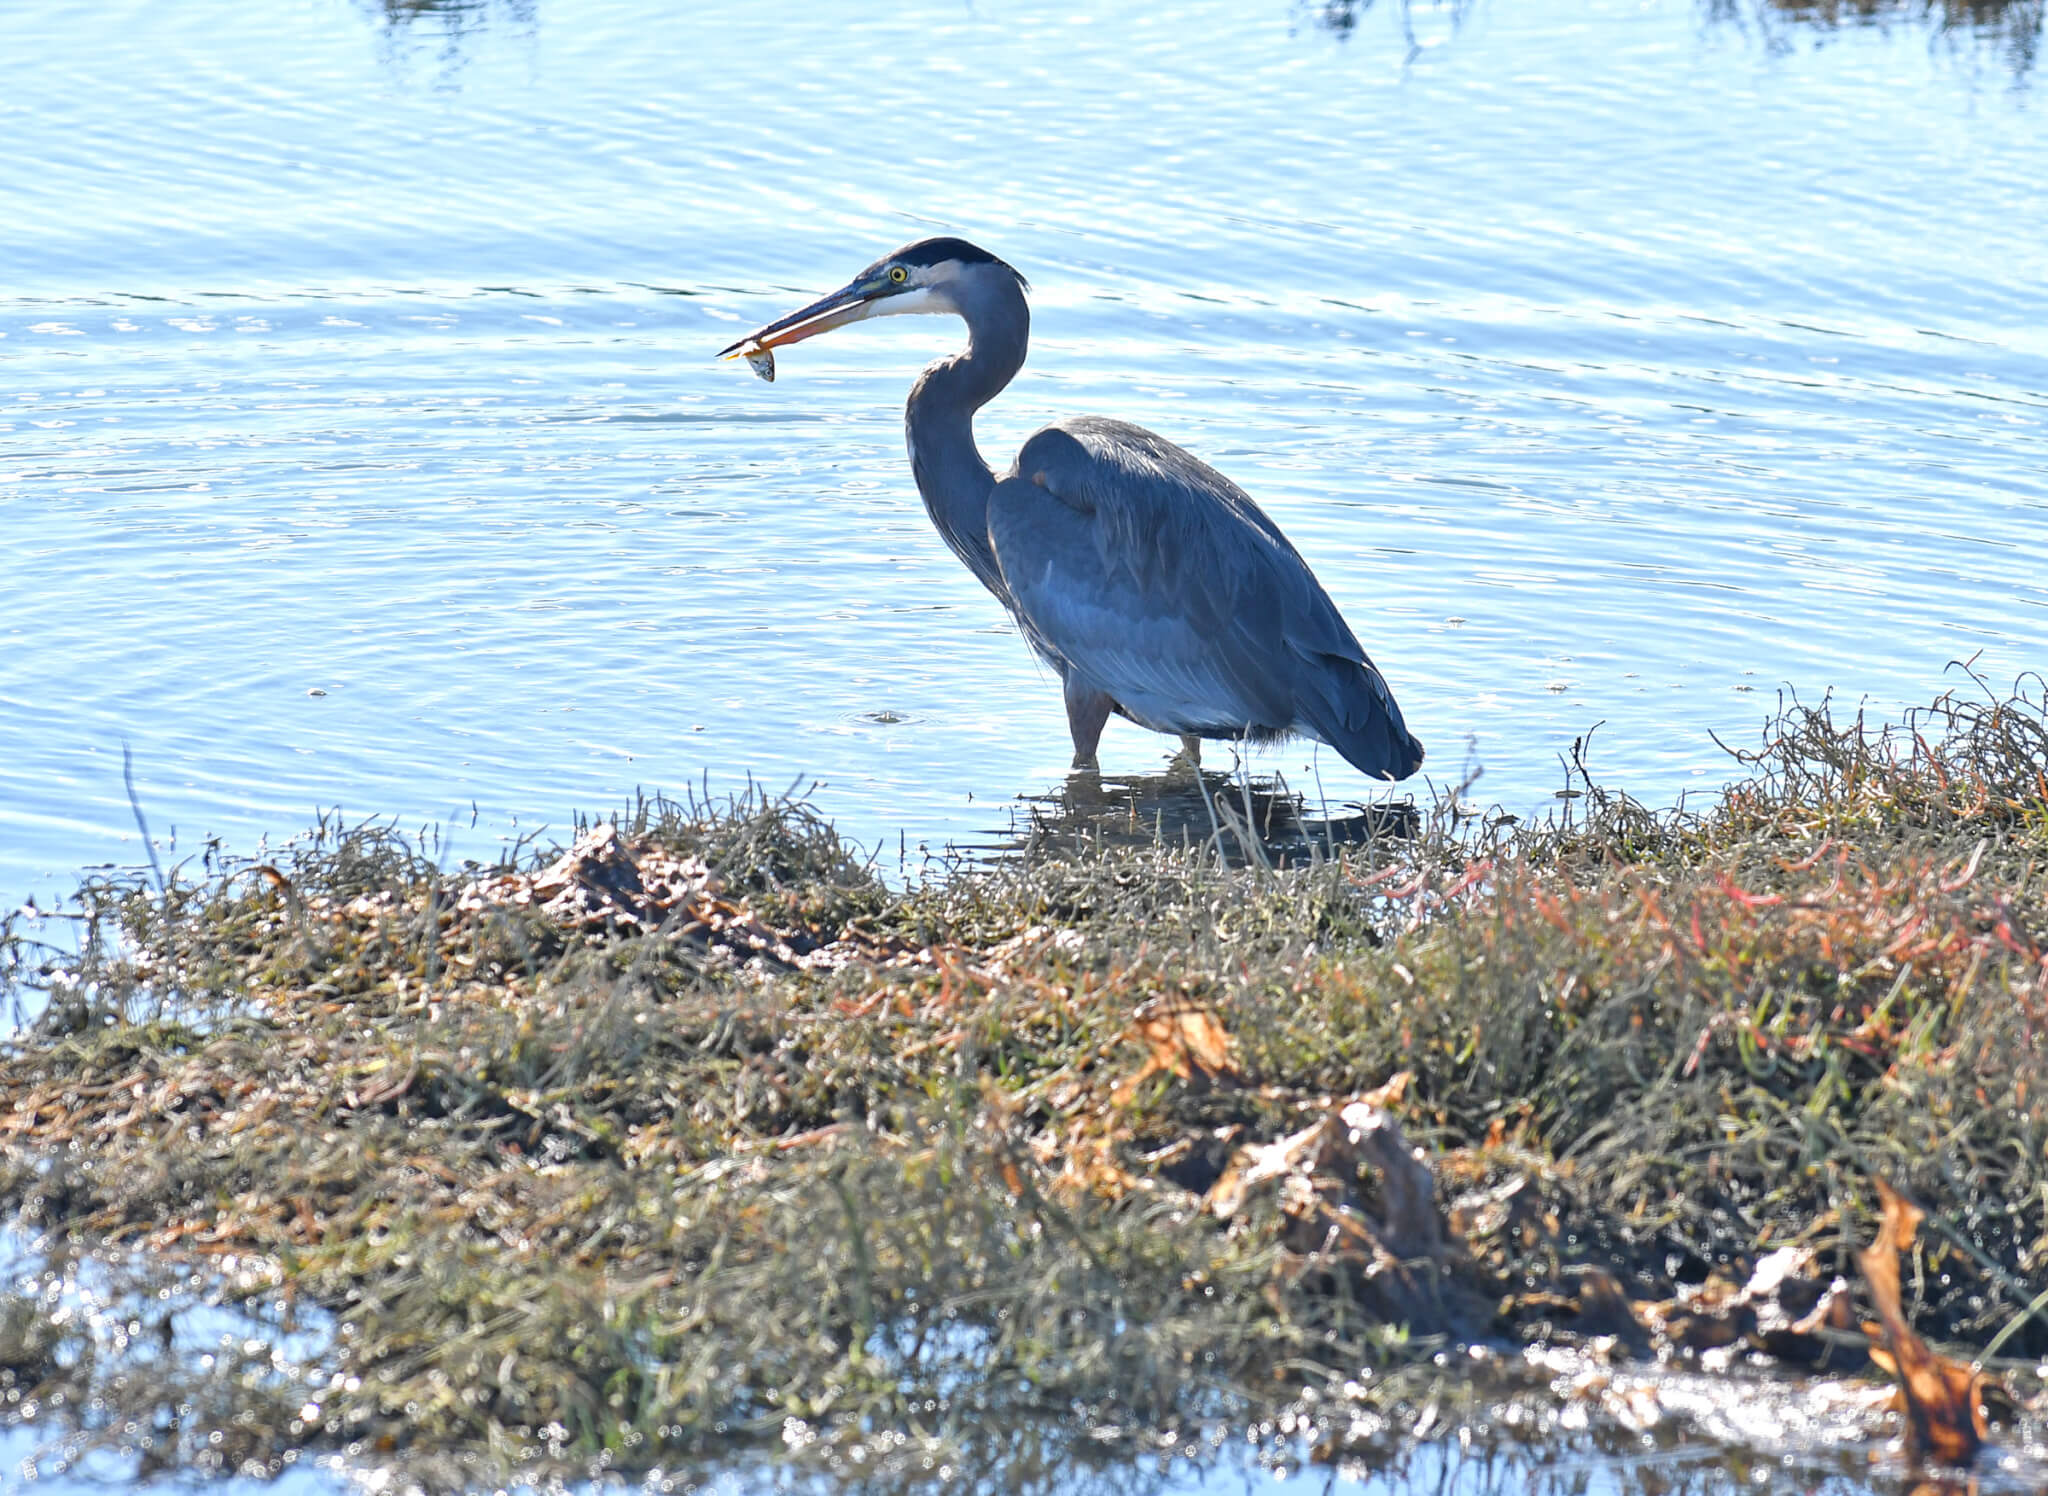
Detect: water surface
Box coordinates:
(3, 0, 2044, 902)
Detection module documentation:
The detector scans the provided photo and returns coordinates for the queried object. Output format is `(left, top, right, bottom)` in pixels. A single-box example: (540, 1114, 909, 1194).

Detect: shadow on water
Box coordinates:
(1004, 766, 1420, 868)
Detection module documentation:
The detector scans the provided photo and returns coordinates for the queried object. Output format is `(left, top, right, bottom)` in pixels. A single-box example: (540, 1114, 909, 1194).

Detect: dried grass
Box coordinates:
(0, 681, 2044, 1489)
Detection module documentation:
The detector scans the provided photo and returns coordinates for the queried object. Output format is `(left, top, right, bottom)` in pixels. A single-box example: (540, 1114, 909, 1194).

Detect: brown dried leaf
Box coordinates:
(1134, 999, 1235, 1078)
(1631, 1249, 1830, 1358)
(1111, 998, 1239, 1106)
(1857, 1176, 1990, 1467)
(1204, 1095, 1446, 1268)
(1205, 1115, 1331, 1221)
(1048, 1127, 1148, 1202)
(1359, 1070, 1413, 1110)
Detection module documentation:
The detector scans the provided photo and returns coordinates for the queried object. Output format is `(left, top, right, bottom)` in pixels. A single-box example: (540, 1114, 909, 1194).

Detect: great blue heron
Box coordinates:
(720, 237, 1425, 781)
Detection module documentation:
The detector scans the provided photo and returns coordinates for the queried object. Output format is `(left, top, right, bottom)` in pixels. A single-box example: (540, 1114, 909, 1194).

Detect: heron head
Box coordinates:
(718, 237, 1027, 364)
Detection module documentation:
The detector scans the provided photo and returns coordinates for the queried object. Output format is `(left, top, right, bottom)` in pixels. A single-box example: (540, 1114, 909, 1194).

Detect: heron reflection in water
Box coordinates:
(721, 238, 1424, 783)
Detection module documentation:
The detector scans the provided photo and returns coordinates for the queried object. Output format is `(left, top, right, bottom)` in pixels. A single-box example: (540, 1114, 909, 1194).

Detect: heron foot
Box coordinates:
(1165, 735, 1204, 778)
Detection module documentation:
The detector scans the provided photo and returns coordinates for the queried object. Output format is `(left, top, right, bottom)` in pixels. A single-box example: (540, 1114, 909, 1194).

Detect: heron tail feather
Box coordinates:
(1298, 659, 1425, 783)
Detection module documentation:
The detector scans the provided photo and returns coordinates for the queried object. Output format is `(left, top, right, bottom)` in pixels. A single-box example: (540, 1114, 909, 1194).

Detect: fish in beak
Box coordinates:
(718, 266, 931, 382)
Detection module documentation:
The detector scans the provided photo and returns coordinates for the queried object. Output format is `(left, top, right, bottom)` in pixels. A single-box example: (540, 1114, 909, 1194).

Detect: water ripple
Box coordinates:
(1, 0, 2044, 901)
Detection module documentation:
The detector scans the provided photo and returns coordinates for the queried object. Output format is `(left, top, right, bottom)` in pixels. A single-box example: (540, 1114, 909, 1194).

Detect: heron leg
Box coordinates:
(1063, 676, 1115, 769)
(1164, 734, 1203, 779)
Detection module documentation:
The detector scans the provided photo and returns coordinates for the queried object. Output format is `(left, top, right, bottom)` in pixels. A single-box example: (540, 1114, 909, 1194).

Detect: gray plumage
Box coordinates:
(721, 236, 1424, 781)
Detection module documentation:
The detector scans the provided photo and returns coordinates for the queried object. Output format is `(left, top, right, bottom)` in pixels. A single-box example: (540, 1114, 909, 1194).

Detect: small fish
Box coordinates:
(741, 341, 775, 383)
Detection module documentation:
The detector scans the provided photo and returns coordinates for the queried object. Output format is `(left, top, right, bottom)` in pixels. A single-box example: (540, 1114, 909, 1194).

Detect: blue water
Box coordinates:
(3, 0, 2045, 908)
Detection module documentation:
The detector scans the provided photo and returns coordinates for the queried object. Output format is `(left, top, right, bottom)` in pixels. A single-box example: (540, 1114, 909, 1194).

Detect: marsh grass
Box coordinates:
(1, 677, 2044, 1490)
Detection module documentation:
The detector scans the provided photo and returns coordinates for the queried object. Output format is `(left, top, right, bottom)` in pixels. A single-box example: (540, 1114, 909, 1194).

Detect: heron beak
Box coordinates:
(717, 277, 889, 360)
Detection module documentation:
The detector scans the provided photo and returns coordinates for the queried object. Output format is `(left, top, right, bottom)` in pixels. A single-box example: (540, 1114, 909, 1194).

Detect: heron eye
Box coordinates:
(889, 267, 908, 284)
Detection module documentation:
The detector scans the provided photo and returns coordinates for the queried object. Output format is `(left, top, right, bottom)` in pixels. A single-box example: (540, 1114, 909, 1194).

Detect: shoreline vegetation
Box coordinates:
(1, 678, 2045, 1492)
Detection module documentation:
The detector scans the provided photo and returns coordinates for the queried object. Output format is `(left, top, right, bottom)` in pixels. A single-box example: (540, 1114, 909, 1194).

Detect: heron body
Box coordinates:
(722, 237, 1424, 781)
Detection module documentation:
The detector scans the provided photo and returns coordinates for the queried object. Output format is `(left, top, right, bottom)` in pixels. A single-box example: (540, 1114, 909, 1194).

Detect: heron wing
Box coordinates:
(987, 417, 1410, 757)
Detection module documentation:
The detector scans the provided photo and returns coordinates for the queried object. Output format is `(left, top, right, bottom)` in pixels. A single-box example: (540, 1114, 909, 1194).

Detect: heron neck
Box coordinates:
(904, 278, 1029, 603)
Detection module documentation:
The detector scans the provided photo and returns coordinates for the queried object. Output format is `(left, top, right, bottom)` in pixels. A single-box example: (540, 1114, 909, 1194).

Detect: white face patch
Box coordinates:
(871, 283, 946, 319)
